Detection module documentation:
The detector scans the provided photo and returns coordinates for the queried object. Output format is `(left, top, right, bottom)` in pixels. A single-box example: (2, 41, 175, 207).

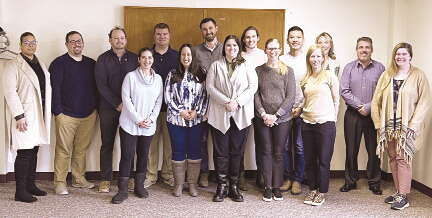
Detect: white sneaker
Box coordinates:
(55, 184, 69, 195)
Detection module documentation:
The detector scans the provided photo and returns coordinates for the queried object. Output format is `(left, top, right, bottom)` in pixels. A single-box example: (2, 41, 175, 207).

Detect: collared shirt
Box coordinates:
(95, 49, 138, 110)
(21, 53, 46, 113)
(165, 70, 208, 127)
(152, 46, 179, 112)
(192, 42, 223, 73)
(119, 68, 163, 136)
(49, 53, 98, 118)
(340, 59, 385, 113)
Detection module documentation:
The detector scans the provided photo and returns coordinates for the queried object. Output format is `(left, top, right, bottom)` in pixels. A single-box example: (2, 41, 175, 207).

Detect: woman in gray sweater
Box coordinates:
(254, 38, 296, 202)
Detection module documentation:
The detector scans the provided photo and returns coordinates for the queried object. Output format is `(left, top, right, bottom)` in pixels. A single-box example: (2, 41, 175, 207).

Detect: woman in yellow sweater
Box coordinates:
(371, 42, 431, 210)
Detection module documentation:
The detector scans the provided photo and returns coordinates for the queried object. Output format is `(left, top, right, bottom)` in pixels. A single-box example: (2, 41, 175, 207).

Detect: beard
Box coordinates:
(204, 33, 216, 42)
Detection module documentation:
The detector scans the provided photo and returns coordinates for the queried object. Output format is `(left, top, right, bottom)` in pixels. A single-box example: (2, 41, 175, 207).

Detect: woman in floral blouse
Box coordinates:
(165, 43, 208, 197)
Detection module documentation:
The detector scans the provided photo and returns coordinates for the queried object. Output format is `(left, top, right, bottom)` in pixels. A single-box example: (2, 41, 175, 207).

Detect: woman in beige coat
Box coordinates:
(371, 42, 430, 210)
(3, 32, 52, 203)
(206, 35, 258, 202)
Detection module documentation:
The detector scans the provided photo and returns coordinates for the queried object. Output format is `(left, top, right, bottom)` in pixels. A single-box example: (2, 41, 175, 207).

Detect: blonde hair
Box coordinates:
(300, 44, 331, 87)
(387, 42, 413, 77)
(315, 32, 336, 60)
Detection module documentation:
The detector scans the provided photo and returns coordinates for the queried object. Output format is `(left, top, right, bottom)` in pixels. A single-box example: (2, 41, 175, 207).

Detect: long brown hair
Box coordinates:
(170, 43, 206, 84)
(222, 35, 245, 70)
(315, 32, 336, 60)
(387, 42, 413, 77)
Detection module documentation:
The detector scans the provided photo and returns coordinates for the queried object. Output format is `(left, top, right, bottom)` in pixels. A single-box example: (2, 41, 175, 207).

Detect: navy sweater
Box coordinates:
(49, 53, 98, 117)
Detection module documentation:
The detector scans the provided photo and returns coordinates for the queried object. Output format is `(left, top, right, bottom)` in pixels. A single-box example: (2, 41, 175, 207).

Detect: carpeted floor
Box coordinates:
(1, 178, 431, 217)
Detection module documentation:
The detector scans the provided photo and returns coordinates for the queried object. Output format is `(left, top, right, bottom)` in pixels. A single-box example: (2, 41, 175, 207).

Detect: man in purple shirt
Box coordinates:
(340, 37, 385, 195)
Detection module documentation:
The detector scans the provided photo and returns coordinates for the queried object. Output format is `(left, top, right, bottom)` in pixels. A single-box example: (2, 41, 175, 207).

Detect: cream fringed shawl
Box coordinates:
(371, 66, 431, 164)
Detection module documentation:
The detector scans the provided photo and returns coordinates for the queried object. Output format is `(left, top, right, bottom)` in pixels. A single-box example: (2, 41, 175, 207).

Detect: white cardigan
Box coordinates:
(206, 58, 258, 134)
(3, 54, 52, 150)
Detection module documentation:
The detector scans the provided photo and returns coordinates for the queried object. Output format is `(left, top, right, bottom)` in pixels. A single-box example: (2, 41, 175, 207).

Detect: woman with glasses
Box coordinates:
(206, 35, 258, 202)
(3, 32, 51, 203)
(371, 42, 430, 210)
(254, 38, 296, 202)
(111, 47, 163, 204)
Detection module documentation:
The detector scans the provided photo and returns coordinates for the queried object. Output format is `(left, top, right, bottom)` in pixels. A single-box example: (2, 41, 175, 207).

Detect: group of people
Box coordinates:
(2, 17, 430, 211)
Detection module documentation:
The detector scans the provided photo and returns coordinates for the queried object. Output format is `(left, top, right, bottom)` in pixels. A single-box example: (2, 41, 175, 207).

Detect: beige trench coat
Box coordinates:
(2, 54, 51, 150)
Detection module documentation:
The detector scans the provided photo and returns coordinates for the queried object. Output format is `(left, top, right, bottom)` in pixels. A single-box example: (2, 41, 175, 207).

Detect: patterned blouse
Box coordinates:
(165, 70, 208, 127)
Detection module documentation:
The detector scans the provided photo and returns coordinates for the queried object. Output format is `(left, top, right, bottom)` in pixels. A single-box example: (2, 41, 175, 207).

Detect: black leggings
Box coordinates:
(118, 128, 153, 177)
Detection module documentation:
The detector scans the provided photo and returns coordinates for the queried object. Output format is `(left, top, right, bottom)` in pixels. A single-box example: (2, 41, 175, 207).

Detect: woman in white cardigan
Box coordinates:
(111, 48, 163, 204)
(3, 32, 52, 203)
(206, 35, 258, 202)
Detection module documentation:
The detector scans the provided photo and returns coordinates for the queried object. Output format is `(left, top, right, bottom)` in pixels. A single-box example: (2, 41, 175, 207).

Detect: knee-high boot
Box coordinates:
(27, 147, 47, 196)
(172, 160, 186, 197)
(15, 151, 37, 203)
(187, 159, 201, 197)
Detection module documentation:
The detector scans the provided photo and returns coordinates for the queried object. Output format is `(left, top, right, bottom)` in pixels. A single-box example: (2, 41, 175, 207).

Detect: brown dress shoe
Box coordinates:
(280, 180, 292, 192)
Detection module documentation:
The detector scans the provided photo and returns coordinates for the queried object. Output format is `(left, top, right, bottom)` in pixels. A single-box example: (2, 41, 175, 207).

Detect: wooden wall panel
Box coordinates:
(124, 7, 285, 53)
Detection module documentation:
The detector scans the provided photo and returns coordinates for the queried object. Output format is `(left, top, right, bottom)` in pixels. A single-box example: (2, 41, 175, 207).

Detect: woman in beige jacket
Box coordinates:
(206, 35, 258, 202)
(371, 42, 430, 210)
(3, 32, 52, 203)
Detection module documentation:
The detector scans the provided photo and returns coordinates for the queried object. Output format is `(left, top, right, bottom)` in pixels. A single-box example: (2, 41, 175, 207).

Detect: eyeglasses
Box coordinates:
(22, 40, 37, 46)
(266, 47, 280, 51)
(68, 40, 83, 45)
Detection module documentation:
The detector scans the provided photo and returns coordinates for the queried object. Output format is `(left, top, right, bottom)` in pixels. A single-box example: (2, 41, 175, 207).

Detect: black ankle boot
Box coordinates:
(213, 174, 228, 202)
(15, 152, 37, 203)
(228, 177, 244, 202)
(112, 177, 129, 204)
(134, 173, 148, 198)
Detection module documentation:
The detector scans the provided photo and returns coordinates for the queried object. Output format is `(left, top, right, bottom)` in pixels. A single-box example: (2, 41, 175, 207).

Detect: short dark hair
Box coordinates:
(153, 23, 170, 33)
(65, 31, 83, 43)
(108, 26, 127, 38)
(20, 32, 35, 44)
(356, 36, 373, 49)
(199, 18, 217, 29)
(138, 47, 153, 57)
(240, 26, 260, 52)
(287, 26, 304, 36)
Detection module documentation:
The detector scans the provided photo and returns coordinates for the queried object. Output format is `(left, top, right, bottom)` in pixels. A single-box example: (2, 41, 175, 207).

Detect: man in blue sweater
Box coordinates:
(49, 31, 98, 195)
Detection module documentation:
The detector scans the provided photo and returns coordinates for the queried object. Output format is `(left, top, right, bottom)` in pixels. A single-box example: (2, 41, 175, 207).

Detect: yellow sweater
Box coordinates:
(371, 66, 431, 163)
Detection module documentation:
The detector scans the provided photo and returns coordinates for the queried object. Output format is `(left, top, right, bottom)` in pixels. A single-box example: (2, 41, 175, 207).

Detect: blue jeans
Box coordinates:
(167, 122, 204, 161)
(283, 117, 305, 182)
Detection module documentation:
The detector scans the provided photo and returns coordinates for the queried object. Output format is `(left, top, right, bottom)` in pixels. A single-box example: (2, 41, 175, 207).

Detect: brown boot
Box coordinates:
(199, 172, 209, 187)
(280, 180, 292, 192)
(187, 159, 201, 197)
(291, 181, 302, 195)
(172, 160, 186, 197)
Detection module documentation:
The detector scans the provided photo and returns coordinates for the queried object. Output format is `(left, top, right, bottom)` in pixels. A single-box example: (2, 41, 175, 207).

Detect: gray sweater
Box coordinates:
(254, 64, 296, 123)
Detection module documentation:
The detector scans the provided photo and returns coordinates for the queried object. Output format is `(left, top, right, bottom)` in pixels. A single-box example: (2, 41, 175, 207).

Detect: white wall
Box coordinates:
(1, 0, 394, 174)
(405, 0, 432, 189)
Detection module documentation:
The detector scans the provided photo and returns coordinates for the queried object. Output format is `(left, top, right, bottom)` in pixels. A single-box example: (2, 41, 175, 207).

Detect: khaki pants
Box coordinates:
(146, 112, 173, 181)
(54, 111, 97, 186)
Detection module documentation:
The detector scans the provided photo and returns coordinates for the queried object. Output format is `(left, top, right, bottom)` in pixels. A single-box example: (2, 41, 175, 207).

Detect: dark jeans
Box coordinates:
(343, 108, 381, 187)
(302, 121, 336, 193)
(200, 122, 209, 173)
(118, 128, 152, 177)
(283, 117, 305, 182)
(167, 122, 203, 161)
(211, 119, 249, 178)
(99, 109, 133, 180)
(254, 118, 291, 188)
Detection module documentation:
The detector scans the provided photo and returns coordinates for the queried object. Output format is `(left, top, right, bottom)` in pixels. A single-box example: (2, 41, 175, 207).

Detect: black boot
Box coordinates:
(212, 174, 228, 202)
(228, 176, 244, 202)
(111, 177, 129, 204)
(134, 173, 148, 198)
(26, 147, 47, 196)
(14, 150, 37, 203)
